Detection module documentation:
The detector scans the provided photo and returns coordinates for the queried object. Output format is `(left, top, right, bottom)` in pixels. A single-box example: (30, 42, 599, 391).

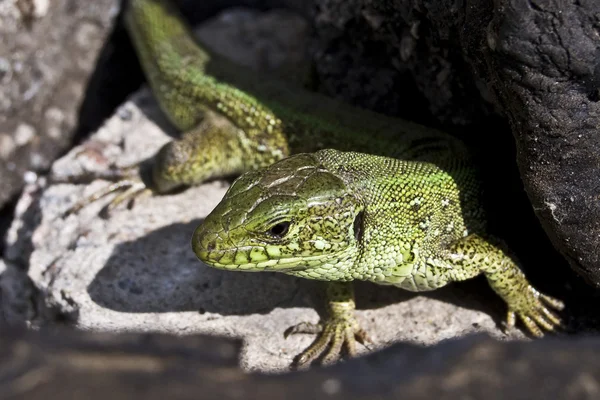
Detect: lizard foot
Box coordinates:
(504, 286, 565, 337)
(60, 166, 151, 218)
(284, 317, 370, 367)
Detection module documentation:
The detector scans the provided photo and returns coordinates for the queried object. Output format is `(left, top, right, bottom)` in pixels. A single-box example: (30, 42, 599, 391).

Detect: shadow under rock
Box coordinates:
(87, 217, 511, 331)
(0, 185, 45, 326)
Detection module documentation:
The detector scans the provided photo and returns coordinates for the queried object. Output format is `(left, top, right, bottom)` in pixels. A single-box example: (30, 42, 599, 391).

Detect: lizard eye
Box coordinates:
(267, 221, 291, 238)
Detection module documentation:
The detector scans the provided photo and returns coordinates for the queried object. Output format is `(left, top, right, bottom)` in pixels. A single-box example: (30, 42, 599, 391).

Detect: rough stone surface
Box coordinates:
(0, 7, 536, 373)
(197, 8, 311, 78)
(310, 0, 600, 286)
(483, 1, 600, 287)
(310, 0, 493, 126)
(3, 328, 600, 399)
(0, 0, 121, 210)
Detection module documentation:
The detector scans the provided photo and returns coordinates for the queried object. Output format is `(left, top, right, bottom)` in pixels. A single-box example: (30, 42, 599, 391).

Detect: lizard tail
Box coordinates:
(124, 0, 213, 130)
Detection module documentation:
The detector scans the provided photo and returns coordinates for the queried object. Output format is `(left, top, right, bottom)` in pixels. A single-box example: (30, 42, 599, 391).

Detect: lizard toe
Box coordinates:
(291, 317, 366, 368)
(99, 182, 150, 218)
(284, 322, 323, 338)
(508, 285, 563, 337)
(540, 307, 561, 326)
(518, 313, 544, 337)
(63, 177, 149, 218)
(530, 312, 555, 332)
(540, 293, 565, 311)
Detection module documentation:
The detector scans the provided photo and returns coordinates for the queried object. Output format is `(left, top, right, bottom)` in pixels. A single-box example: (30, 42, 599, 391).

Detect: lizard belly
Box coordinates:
(386, 260, 453, 292)
(354, 245, 454, 291)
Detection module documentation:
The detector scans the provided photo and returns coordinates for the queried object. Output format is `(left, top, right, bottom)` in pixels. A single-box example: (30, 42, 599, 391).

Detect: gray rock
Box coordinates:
(1, 8, 523, 373)
(310, 0, 600, 286)
(0, 0, 121, 210)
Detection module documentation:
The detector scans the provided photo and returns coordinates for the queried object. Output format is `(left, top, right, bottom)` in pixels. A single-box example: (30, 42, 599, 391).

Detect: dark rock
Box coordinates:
(310, 0, 494, 127)
(310, 0, 600, 285)
(1, 328, 600, 399)
(481, 1, 600, 287)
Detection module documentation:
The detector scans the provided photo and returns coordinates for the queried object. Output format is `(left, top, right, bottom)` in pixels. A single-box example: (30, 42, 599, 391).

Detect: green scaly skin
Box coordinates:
(69, 0, 565, 365)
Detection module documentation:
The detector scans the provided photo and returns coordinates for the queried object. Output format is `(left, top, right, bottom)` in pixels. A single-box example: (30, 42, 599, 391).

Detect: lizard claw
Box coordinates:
(285, 317, 370, 368)
(504, 286, 565, 337)
(60, 165, 151, 218)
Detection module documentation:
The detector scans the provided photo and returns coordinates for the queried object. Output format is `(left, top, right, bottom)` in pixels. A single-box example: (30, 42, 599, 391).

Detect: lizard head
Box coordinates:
(192, 152, 363, 277)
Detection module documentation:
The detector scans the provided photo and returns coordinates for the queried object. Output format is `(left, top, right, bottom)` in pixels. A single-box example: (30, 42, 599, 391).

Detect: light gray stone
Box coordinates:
(0, 0, 120, 209)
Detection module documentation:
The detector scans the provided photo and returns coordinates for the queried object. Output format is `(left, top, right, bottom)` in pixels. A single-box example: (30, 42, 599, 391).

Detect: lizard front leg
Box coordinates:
(285, 282, 369, 367)
(444, 234, 564, 336)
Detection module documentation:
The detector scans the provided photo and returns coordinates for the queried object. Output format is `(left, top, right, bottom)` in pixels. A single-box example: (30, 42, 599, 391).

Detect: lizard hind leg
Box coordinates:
(61, 112, 254, 218)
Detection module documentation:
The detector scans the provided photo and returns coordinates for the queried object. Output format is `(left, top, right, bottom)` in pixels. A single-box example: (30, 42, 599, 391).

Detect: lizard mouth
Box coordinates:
(194, 241, 326, 272)
(202, 254, 311, 272)
(192, 223, 315, 272)
(194, 246, 318, 272)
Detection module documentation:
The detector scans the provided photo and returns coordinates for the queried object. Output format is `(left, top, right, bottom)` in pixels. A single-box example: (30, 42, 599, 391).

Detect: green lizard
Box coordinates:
(67, 0, 564, 365)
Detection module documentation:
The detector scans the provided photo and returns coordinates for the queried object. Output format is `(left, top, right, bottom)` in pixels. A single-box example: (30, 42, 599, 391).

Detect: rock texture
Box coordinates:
(2, 327, 600, 399)
(484, 1, 600, 287)
(310, 0, 600, 285)
(0, 0, 120, 210)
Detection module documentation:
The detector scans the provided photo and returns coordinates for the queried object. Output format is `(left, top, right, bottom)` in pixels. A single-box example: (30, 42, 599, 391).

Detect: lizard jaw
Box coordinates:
(193, 243, 332, 272)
